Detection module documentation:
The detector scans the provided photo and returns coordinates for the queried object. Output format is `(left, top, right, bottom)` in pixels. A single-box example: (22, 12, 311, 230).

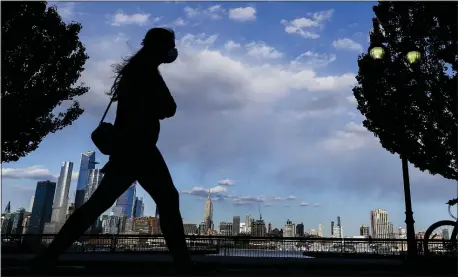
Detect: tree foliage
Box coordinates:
(1, 1, 89, 163)
(353, 2, 457, 180)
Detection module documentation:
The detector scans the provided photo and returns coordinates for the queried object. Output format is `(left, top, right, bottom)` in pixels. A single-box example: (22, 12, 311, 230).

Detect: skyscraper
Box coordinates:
(28, 181, 56, 234)
(318, 223, 323, 237)
(203, 190, 213, 232)
(331, 221, 334, 236)
(74, 151, 96, 210)
(370, 209, 389, 239)
(84, 169, 103, 202)
(133, 197, 144, 218)
(360, 224, 370, 237)
(232, 216, 240, 236)
(112, 183, 136, 218)
(44, 162, 73, 234)
(296, 222, 304, 237)
(28, 196, 35, 213)
(4, 201, 11, 213)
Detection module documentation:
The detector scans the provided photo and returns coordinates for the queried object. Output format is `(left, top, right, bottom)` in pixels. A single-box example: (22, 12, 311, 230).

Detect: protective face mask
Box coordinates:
(163, 48, 178, 64)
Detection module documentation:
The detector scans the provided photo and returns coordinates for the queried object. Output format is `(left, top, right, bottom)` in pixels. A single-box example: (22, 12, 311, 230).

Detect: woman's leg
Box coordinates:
(36, 172, 135, 263)
(137, 147, 191, 266)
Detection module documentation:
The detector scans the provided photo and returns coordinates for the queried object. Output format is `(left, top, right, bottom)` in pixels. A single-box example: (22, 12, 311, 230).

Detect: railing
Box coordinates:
(2, 234, 455, 258)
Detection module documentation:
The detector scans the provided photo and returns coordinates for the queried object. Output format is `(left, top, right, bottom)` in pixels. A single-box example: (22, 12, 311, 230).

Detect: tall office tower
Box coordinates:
(251, 219, 266, 237)
(203, 190, 213, 232)
(155, 204, 160, 219)
(44, 162, 73, 234)
(84, 169, 103, 202)
(370, 209, 389, 239)
(360, 224, 370, 237)
(331, 221, 334, 236)
(112, 183, 136, 218)
(296, 222, 304, 237)
(337, 216, 341, 227)
(4, 201, 11, 213)
(283, 219, 296, 237)
(28, 196, 35, 212)
(245, 214, 251, 233)
(397, 226, 407, 239)
(219, 222, 233, 236)
(74, 151, 97, 210)
(133, 197, 145, 218)
(318, 223, 323, 237)
(387, 222, 394, 238)
(232, 216, 240, 236)
(268, 222, 272, 233)
(28, 181, 56, 234)
(83, 169, 104, 233)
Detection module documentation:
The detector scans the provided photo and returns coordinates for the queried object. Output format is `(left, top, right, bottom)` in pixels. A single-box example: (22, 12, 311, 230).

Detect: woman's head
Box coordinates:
(108, 28, 178, 99)
(142, 28, 178, 64)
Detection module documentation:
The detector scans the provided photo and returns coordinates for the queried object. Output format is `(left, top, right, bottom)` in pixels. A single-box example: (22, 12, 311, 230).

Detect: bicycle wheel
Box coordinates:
(423, 220, 457, 256)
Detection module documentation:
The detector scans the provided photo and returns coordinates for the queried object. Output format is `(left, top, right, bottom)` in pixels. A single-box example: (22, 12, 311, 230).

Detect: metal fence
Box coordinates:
(1, 234, 455, 258)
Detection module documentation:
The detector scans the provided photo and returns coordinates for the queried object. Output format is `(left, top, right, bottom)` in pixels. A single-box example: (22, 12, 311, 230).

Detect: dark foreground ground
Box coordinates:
(2, 252, 457, 276)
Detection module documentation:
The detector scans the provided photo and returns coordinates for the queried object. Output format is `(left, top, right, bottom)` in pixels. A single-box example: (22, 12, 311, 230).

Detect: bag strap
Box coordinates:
(99, 97, 115, 125)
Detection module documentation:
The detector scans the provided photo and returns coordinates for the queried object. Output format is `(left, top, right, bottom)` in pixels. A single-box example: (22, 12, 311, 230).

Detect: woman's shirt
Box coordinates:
(113, 69, 176, 149)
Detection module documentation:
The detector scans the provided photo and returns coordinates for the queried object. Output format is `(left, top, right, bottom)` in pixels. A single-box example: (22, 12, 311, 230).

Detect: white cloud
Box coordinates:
(56, 3, 76, 20)
(332, 38, 363, 52)
(281, 9, 334, 39)
(173, 17, 187, 26)
(225, 40, 241, 50)
(245, 42, 283, 59)
(182, 185, 229, 198)
(217, 179, 235, 186)
(184, 5, 225, 20)
(300, 202, 309, 206)
(322, 122, 375, 153)
(2, 166, 79, 183)
(110, 12, 156, 26)
(229, 7, 257, 22)
(292, 51, 337, 68)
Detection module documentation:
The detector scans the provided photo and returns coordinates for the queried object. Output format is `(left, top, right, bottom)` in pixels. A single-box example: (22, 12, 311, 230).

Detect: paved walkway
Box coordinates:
(2, 253, 456, 276)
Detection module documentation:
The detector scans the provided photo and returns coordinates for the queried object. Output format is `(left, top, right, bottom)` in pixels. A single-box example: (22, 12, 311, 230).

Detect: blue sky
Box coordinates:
(2, 1, 456, 236)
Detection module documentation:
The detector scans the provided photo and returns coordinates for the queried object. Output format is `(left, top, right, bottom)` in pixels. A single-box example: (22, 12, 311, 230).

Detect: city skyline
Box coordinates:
(1, 1, 456, 235)
(0, 173, 419, 238)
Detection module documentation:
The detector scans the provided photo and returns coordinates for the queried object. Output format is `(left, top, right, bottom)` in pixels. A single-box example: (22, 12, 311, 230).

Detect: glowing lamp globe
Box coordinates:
(407, 51, 421, 64)
(370, 47, 385, 60)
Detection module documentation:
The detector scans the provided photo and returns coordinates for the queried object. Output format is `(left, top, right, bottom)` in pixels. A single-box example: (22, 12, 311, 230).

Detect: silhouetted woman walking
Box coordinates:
(32, 28, 197, 274)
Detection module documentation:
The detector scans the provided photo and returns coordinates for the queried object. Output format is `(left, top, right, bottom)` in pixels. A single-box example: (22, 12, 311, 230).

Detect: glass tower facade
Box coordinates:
(74, 151, 96, 209)
(28, 181, 56, 234)
(113, 183, 136, 218)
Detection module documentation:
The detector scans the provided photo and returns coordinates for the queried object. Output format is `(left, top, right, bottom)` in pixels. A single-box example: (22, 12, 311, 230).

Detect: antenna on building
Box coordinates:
(257, 200, 262, 221)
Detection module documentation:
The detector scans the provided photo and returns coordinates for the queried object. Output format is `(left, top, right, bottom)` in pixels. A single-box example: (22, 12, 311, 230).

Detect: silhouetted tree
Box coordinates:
(2, 1, 89, 163)
(353, 2, 457, 258)
(354, 1, 457, 181)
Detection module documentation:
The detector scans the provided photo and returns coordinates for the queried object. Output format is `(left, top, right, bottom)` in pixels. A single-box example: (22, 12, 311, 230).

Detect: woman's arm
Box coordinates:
(155, 74, 177, 120)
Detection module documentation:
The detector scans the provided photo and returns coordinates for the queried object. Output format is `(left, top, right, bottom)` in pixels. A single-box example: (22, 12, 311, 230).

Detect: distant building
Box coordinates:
(360, 224, 370, 237)
(183, 224, 198, 235)
(331, 221, 334, 236)
(44, 162, 73, 234)
(232, 216, 240, 236)
(219, 222, 233, 236)
(203, 190, 213, 233)
(370, 209, 390, 238)
(318, 223, 323, 237)
(28, 181, 56, 234)
(251, 219, 266, 237)
(133, 217, 153, 234)
(75, 151, 96, 210)
(284, 219, 295, 237)
(113, 183, 136, 218)
(295, 223, 304, 237)
(133, 197, 145, 218)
